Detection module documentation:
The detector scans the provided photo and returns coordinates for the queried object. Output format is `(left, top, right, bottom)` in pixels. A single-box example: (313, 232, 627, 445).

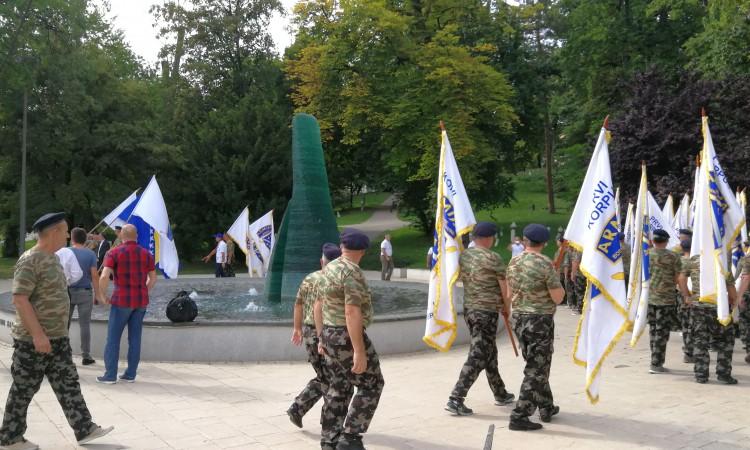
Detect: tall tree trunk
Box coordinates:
(544, 108, 556, 213)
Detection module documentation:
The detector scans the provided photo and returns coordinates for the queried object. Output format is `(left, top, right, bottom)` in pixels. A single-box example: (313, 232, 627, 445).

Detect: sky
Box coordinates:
(105, 0, 298, 65)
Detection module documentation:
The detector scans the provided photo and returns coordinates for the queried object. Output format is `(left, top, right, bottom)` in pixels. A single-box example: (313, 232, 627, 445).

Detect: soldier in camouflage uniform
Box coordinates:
(0, 213, 113, 450)
(678, 240, 695, 363)
(569, 249, 585, 314)
(287, 243, 343, 429)
(507, 224, 565, 432)
(679, 253, 738, 384)
(620, 233, 631, 286)
(445, 222, 515, 416)
(647, 229, 682, 374)
(315, 229, 384, 450)
(734, 255, 750, 365)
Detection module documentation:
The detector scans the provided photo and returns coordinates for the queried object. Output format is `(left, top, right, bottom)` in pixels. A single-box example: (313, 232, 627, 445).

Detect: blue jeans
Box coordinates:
(103, 306, 147, 380)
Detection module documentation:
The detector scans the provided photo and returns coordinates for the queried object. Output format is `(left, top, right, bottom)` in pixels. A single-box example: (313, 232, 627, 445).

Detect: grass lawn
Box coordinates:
(335, 191, 391, 226)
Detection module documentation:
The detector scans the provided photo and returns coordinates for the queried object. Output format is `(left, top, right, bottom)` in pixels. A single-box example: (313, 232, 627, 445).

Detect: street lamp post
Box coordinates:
(19, 90, 27, 255)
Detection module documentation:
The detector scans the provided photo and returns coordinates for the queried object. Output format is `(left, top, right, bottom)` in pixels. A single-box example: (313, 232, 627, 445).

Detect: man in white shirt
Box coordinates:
(214, 233, 228, 278)
(508, 236, 525, 258)
(56, 246, 83, 286)
(380, 233, 393, 281)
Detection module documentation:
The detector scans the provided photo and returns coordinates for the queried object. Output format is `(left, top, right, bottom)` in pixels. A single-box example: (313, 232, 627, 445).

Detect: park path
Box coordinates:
(350, 194, 410, 239)
(5, 310, 750, 449)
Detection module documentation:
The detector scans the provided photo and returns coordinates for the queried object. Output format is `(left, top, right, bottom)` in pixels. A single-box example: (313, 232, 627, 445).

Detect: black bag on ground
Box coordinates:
(166, 290, 198, 323)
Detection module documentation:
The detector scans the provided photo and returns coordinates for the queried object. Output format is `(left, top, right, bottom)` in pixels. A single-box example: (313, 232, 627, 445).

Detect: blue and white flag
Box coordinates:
(647, 191, 681, 251)
(248, 210, 275, 276)
(691, 115, 745, 325)
(423, 127, 476, 352)
(565, 121, 628, 404)
(628, 165, 651, 346)
(126, 176, 179, 279)
(102, 190, 138, 230)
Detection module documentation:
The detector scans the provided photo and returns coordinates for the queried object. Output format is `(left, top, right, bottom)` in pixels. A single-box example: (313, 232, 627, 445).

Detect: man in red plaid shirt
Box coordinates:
(96, 224, 157, 384)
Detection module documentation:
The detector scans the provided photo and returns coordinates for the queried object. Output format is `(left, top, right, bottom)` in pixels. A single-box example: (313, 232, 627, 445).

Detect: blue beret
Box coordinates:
(523, 223, 550, 243)
(653, 229, 670, 241)
(214, 232, 224, 238)
(678, 228, 693, 236)
(32, 212, 66, 232)
(322, 242, 342, 260)
(340, 228, 370, 250)
(473, 222, 497, 238)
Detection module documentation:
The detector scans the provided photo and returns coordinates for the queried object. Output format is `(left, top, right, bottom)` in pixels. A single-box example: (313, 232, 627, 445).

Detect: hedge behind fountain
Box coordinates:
(265, 114, 340, 302)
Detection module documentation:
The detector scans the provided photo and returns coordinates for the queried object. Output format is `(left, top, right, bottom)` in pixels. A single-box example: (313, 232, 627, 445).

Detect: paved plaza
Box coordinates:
(0, 309, 748, 449)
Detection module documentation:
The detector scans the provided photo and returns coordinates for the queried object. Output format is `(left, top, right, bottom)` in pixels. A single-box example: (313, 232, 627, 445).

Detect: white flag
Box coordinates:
(623, 202, 635, 247)
(690, 115, 745, 325)
(130, 176, 179, 279)
(102, 190, 138, 230)
(674, 193, 690, 231)
(564, 123, 628, 404)
(226, 207, 252, 275)
(661, 194, 675, 228)
(647, 192, 681, 251)
(248, 210, 275, 276)
(423, 128, 476, 351)
(628, 166, 651, 346)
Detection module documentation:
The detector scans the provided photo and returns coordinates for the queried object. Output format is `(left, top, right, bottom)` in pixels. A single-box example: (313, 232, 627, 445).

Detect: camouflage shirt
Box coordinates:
(507, 251, 561, 315)
(742, 255, 750, 276)
(648, 248, 681, 306)
(11, 248, 70, 341)
(295, 270, 325, 325)
(459, 247, 506, 312)
(680, 255, 733, 308)
(319, 257, 373, 328)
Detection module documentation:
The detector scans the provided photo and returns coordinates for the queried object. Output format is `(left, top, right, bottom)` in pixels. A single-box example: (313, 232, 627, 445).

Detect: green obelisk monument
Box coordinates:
(265, 114, 340, 302)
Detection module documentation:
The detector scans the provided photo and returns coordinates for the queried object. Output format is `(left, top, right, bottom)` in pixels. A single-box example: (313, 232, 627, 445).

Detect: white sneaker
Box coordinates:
(77, 425, 114, 445)
(0, 439, 39, 450)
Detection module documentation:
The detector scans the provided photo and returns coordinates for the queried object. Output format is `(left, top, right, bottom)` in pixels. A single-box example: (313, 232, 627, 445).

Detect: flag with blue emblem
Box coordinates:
(628, 165, 652, 346)
(248, 210, 275, 277)
(423, 124, 476, 352)
(691, 114, 745, 325)
(126, 176, 179, 279)
(564, 118, 628, 404)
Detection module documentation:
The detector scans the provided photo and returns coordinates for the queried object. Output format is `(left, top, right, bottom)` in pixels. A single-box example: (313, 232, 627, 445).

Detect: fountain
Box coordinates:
(0, 115, 475, 361)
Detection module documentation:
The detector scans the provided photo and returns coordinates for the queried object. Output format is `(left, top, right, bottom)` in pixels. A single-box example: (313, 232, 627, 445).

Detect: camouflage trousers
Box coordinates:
(647, 305, 674, 367)
(450, 309, 509, 401)
(0, 338, 98, 445)
(320, 327, 384, 447)
(510, 314, 555, 420)
(569, 275, 586, 313)
(558, 274, 569, 306)
(678, 304, 694, 358)
(692, 307, 734, 380)
(739, 296, 750, 354)
(289, 325, 329, 419)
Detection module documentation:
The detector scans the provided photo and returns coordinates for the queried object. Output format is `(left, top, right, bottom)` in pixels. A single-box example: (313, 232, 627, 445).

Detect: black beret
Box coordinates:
(653, 229, 670, 241)
(678, 229, 693, 236)
(523, 223, 550, 243)
(618, 232, 625, 240)
(115, 226, 123, 231)
(322, 242, 342, 260)
(680, 239, 692, 251)
(32, 212, 66, 233)
(340, 228, 370, 250)
(473, 222, 497, 238)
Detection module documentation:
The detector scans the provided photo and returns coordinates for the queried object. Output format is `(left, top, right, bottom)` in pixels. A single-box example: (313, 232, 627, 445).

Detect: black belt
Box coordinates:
(69, 287, 91, 290)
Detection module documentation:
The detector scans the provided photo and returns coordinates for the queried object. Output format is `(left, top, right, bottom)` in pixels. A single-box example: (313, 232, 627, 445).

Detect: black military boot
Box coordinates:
(336, 433, 365, 450)
(539, 405, 560, 423)
(494, 392, 516, 406)
(717, 375, 738, 385)
(509, 417, 543, 431)
(445, 398, 473, 416)
(286, 407, 303, 428)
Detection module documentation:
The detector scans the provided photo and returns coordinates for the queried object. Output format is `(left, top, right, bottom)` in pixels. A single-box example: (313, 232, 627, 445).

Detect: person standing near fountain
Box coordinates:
(97, 224, 157, 384)
(0, 213, 113, 449)
(317, 229, 384, 450)
(506, 224, 565, 431)
(380, 233, 393, 281)
(287, 243, 342, 429)
(445, 221, 515, 416)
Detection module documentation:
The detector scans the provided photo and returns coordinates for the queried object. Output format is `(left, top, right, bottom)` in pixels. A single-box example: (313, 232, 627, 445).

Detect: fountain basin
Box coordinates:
(0, 276, 480, 362)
